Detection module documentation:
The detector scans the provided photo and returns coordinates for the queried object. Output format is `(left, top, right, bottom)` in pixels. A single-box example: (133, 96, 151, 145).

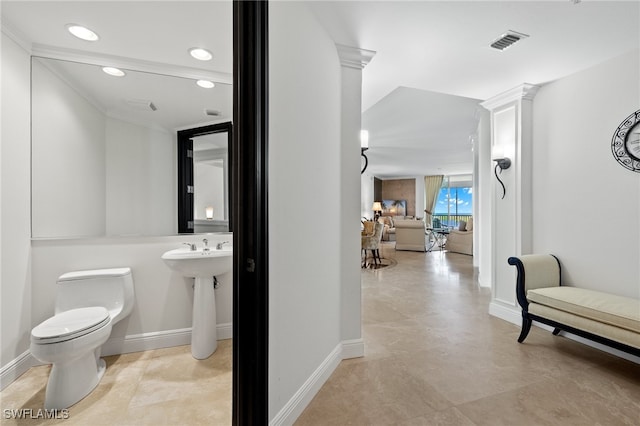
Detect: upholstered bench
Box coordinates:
(508, 254, 640, 357)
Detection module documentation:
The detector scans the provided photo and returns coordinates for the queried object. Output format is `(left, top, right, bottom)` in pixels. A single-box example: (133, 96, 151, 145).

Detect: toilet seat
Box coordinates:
(32, 307, 110, 344)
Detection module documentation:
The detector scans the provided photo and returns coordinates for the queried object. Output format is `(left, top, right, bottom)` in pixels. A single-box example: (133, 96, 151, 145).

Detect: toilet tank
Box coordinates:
(55, 267, 135, 324)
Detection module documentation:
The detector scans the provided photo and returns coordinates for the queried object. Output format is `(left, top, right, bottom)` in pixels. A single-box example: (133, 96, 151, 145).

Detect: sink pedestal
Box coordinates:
(161, 246, 232, 361)
(191, 277, 217, 359)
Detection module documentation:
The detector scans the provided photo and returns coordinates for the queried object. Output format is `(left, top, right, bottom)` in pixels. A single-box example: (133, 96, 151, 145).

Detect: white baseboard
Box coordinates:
(341, 338, 364, 359)
(0, 350, 36, 391)
(269, 343, 343, 426)
(217, 322, 232, 340)
(489, 302, 640, 364)
(477, 272, 490, 288)
(489, 301, 521, 326)
(102, 322, 231, 356)
(101, 328, 192, 356)
(1, 323, 233, 390)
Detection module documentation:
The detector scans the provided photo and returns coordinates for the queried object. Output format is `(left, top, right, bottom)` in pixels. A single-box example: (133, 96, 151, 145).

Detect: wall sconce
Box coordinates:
(492, 147, 511, 199)
(372, 201, 382, 220)
(205, 206, 214, 220)
(361, 129, 369, 174)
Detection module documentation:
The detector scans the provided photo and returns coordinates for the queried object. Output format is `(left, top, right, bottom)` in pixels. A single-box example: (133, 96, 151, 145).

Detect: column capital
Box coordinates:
(336, 44, 376, 70)
(481, 83, 540, 111)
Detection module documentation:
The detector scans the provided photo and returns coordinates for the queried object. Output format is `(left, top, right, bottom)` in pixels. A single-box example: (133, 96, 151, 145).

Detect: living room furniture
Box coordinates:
(508, 254, 640, 357)
(378, 216, 395, 241)
(361, 222, 384, 267)
(394, 219, 426, 252)
(426, 228, 449, 252)
(446, 218, 473, 255)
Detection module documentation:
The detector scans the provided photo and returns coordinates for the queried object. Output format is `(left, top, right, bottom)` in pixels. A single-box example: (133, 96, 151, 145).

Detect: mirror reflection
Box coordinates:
(177, 122, 232, 234)
(194, 133, 229, 226)
(30, 56, 232, 239)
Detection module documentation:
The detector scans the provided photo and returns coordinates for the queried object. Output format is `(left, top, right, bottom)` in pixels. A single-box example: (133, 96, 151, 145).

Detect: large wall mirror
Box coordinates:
(31, 56, 232, 239)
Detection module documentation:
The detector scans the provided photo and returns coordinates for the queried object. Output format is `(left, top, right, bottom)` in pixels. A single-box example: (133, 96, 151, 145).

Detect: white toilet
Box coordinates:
(30, 267, 135, 409)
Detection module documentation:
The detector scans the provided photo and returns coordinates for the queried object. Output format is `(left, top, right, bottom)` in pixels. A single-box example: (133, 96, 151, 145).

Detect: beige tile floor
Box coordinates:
(0, 341, 232, 425)
(2, 244, 639, 425)
(296, 243, 640, 425)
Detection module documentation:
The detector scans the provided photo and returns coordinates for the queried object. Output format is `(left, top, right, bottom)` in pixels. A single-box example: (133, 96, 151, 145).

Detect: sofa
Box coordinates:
(378, 215, 417, 241)
(445, 217, 473, 255)
(508, 254, 640, 357)
(394, 219, 426, 252)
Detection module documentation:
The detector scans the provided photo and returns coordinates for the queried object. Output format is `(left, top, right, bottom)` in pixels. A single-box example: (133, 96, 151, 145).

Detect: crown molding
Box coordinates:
(335, 44, 376, 70)
(480, 83, 540, 111)
(1, 17, 32, 53)
(31, 44, 233, 85)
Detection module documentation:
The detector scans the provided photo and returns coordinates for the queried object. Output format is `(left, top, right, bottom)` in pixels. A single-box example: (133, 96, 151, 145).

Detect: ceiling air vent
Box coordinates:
(490, 30, 529, 51)
(125, 99, 157, 111)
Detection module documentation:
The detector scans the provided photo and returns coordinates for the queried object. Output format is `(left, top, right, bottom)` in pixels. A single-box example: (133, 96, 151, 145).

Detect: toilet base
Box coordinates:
(44, 352, 106, 409)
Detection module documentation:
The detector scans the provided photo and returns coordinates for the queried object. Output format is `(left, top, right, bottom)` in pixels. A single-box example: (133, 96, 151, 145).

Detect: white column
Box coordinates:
(480, 84, 539, 323)
(476, 109, 492, 285)
(336, 44, 375, 358)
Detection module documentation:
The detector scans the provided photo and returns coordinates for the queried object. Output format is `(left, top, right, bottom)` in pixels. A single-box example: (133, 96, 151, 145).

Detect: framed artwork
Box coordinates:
(381, 200, 406, 216)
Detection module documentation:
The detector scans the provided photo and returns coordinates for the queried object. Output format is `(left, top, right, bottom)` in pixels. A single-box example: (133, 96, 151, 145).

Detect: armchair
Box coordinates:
(361, 222, 384, 267)
(446, 217, 473, 255)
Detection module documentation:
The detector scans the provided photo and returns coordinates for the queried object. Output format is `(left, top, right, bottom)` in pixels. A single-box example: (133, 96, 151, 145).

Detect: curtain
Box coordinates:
(424, 175, 444, 227)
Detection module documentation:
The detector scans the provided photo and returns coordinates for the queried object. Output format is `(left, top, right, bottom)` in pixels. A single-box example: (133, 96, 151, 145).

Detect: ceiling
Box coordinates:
(309, 0, 640, 177)
(3, 1, 639, 177)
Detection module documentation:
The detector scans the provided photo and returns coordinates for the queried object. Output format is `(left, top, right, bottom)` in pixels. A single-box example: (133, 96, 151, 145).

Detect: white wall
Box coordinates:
(269, 1, 342, 422)
(532, 49, 640, 298)
(31, 58, 106, 238)
(361, 172, 375, 219)
(105, 118, 176, 236)
(30, 235, 233, 344)
(0, 32, 33, 377)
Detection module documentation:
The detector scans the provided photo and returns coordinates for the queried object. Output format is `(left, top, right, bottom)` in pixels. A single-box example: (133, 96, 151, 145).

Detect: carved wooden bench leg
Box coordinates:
(518, 314, 533, 343)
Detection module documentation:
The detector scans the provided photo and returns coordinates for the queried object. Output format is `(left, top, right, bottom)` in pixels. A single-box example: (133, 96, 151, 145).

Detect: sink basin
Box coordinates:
(161, 247, 232, 277)
(161, 245, 233, 360)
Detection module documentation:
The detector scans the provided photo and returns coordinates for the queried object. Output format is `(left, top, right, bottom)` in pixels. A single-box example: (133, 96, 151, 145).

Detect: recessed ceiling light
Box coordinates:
(196, 80, 215, 89)
(66, 24, 99, 41)
(102, 67, 126, 77)
(189, 48, 213, 61)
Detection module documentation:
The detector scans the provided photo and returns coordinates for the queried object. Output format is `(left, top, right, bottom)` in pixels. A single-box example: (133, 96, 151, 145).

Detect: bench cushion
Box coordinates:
(527, 287, 640, 333)
(529, 304, 640, 349)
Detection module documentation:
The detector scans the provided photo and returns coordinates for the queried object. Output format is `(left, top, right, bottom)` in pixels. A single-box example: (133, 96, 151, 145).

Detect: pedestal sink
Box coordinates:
(161, 246, 232, 359)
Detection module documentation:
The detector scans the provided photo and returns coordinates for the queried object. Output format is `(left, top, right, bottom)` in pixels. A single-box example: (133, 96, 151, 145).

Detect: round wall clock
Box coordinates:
(611, 109, 640, 173)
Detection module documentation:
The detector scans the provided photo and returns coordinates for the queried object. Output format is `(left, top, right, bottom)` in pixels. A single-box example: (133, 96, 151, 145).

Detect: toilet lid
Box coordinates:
(32, 307, 110, 343)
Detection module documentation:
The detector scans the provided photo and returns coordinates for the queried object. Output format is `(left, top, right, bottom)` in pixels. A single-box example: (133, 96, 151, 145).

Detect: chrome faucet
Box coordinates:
(216, 241, 230, 250)
(183, 242, 196, 251)
(203, 238, 210, 252)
